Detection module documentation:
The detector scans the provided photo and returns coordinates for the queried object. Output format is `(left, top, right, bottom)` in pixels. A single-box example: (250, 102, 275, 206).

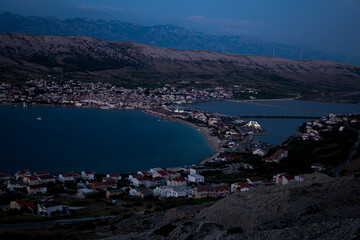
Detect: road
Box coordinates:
(331, 133, 360, 177)
(0, 215, 118, 229)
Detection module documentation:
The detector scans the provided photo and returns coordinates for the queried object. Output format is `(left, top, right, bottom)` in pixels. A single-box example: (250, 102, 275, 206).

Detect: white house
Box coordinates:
(128, 174, 142, 182)
(7, 180, 26, 191)
(166, 188, 187, 198)
(149, 167, 164, 175)
(81, 171, 95, 181)
(152, 170, 169, 180)
(153, 177, 167, 186)
(188, 174, 205, 184)
(153, 186, 173, 198)
(166, 170, 181, 179)
(27, 183, 47, 195)
(38, 175, 56, 183)
(132, 177, 148, 187)
(37, 200, 63, 216)
(129, 188, 138, 196)
(106, 173, 122, 180)
(246, 177, 263, 186)
(273, 173, 295, 185)
(263, 149, 288, 163)
(15, 169, 31, 180)
(167, 177, 187, 187)
(137, 171, 152, 177)
(23, 176, 40, 186)
(77, 188, 96, 199)
(253, 148, 267, 156)
(10, 199, 37, 213)
(231, 182, 250, 193)
(129, 187, 153, 198)
(59, 173, 75, 182)
(294, 175, 305, 182)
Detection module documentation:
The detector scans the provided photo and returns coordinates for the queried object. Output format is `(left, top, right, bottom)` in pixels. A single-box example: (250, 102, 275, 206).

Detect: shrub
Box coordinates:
(227, 227, 243, 234)
(153, 223, 177, 237)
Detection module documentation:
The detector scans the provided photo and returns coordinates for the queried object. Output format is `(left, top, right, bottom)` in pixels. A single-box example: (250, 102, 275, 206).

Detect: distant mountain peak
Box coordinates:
(0, 12, 359, 65)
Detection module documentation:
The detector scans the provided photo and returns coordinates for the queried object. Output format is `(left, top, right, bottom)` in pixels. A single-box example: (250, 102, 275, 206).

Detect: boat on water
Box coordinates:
(36, 117, 43, 121)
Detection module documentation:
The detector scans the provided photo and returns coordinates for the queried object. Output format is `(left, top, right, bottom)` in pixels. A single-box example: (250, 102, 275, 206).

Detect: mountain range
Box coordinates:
(0, 11, 359, 66)
(0, 32, 359, 99)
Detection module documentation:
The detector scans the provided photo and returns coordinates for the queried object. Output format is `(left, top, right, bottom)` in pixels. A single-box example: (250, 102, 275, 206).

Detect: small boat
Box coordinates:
(36, 117, 43, 121)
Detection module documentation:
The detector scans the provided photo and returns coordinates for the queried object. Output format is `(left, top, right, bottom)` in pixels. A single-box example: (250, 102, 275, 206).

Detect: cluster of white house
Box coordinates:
(125, 167, 210, 199)
(6, 169, 122, 195)
(4, 163, 307, 211)
(301, 114, 356, 141)
(9, 198, 65, 217)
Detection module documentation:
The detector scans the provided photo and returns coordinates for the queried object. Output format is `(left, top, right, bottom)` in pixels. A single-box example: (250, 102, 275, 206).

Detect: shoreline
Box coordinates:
(175, 119, 221, 165)
(2, 103, 219, 172)
(227, 98, 296, 103)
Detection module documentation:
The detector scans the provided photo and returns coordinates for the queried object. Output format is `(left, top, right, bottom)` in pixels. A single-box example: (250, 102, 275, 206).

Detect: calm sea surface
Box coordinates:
(0, 105, 213, 174)
(190, 100, 360, 144)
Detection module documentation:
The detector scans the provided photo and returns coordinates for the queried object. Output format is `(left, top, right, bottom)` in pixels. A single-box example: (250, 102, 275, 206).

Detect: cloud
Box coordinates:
(77, 3, 124, 13)
(185, 15, 264, 35)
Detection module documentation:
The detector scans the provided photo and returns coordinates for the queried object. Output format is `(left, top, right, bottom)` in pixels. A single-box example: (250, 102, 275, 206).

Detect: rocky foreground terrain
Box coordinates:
(91, 170, 360, 240)
(0, 33, 360, 97)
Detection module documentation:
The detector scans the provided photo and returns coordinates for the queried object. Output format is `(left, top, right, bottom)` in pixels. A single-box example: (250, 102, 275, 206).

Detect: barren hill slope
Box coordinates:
(0, 33, 360, 95)
(104, 174, 360, 240)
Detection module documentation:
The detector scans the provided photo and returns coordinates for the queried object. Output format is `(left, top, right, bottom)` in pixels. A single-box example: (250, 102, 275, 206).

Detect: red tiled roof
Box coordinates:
(15, 199, 36, 211)
(104, 177, 116, 182)
(264, 149, 287, 161)
(38, 175, 55, 180)
(62, 173, 74, 178)
(140, 171, 151, 176)
(171, 176, 186, 182)
(248, 177, 262, 182)
(157, 170, 168, 176)
(84, 171, 94, 175)
(16, 169, 30, 175)
(28, 176, 39, 181)
(213, 185, 229, 191)
(238, 182, 250, 188)
(283, 174, 294, 181)
(136, 177, 149, 182)
(130, 174, 142, 179)
(34, 171, 49, 176)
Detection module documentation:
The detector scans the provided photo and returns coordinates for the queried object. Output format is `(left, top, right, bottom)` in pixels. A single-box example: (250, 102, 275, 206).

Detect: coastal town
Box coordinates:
(0, 79, 235, 109)
(1, 78, 360, 225)
(1, 101, 359, 221)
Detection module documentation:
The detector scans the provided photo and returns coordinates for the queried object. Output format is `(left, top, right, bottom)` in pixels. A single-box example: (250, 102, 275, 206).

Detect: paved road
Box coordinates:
(0, 215, 118, 229)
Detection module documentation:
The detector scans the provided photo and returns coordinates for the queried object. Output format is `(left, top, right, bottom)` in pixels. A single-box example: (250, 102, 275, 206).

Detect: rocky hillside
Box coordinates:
(101, 173, 360, 240)
(2, 11, 358, 65)
(1, 33, 360, 96)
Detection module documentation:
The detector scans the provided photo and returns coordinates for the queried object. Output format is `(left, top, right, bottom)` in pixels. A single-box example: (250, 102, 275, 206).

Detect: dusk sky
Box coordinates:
(1, 0, 360, 58)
